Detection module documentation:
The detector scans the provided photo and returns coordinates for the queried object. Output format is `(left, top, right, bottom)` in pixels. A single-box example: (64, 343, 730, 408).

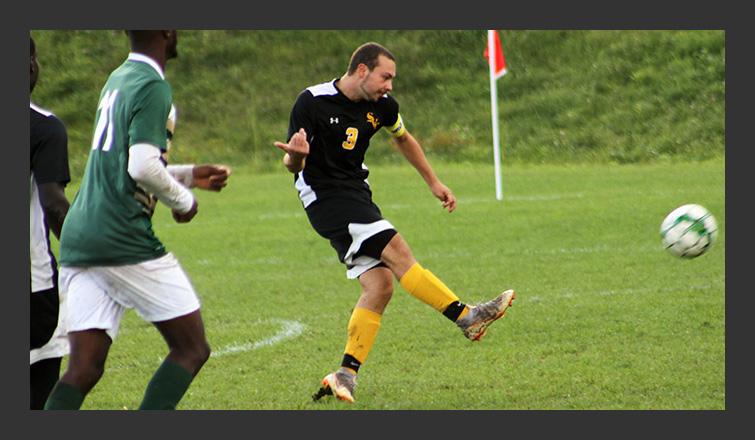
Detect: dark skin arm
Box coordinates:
(170, 165, 230, 223)
(37, 181, 69, 239)
(191, 165, 231, 191)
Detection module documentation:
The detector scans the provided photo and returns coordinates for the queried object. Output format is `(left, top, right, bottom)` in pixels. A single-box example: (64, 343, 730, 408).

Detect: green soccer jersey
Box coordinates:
(60, 53, 173, 266)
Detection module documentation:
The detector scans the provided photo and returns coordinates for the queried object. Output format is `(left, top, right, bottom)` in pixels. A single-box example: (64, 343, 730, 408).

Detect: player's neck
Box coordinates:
(336, 75, 363, 102)
(130, 47, 169, 72)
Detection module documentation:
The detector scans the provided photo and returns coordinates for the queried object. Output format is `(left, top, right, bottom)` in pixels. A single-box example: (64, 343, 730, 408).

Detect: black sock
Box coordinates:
(443, 301, 467, 322)
(341, 354, 361, 374)
(30, 357, 62, 410)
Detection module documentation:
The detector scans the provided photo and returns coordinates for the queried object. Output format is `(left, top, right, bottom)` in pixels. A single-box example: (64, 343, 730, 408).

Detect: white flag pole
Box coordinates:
(488, 30, 503, 201)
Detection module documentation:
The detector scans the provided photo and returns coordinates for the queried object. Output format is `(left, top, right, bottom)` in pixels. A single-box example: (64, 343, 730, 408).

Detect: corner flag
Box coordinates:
(485, 29, 507, 80)
(485, 30, 506, 201)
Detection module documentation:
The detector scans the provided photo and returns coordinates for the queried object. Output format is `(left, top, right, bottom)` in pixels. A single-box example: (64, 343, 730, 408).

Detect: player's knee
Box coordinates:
(196, 340, 211, 365)
(384, 278, 395, 296)
(165, 337, 210, 375)
(381, 234, 416, 275)
(374, 277, 394, 301)
(186, 340, 211, 371)
(62, 362, 105, 394)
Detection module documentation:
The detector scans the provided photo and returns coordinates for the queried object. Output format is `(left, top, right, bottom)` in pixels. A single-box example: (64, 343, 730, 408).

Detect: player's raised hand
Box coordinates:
(275, 128, 309, 157)
(275, 128, 309, 173)
(193, 165, 231, 191)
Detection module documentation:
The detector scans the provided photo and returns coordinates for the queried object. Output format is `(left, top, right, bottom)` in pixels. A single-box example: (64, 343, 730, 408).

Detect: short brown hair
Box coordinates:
(347, 42, 395, 75)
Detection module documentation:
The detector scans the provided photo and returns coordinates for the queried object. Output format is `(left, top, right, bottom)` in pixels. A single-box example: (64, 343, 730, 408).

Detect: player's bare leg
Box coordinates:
(152, 309, 210, 376)
(139, 310, 210, 409)
(44, 329, 112, 409)
(59, 329, 112, 396)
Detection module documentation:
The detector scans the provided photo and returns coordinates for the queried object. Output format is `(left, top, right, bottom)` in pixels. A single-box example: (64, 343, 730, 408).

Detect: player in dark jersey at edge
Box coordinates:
(30, 35, 71, 410)
(275, 42, 515, 403)
(44, 30, 231, 410)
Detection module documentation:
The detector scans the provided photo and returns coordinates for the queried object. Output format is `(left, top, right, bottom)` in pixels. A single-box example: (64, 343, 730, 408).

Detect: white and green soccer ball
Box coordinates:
(660, 204, 718, 259)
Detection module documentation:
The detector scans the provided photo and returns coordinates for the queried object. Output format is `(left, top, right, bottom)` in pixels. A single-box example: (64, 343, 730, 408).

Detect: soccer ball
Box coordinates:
(660, 204, 718, 258)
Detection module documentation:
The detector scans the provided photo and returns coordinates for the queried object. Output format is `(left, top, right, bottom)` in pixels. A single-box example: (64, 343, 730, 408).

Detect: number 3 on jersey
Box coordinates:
(342, 127, 359, 150)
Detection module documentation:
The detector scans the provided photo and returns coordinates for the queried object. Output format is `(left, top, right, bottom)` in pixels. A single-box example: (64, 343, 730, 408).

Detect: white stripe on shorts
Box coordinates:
(344, 220, 394, 279)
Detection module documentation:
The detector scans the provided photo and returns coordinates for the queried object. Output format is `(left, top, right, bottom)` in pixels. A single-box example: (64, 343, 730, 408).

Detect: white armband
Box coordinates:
(128, 143, 195, 214)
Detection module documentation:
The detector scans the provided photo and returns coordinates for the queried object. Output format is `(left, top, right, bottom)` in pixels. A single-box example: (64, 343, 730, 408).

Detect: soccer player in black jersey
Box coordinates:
(30, 35, 71, 410)
(275, 42, 515, 403)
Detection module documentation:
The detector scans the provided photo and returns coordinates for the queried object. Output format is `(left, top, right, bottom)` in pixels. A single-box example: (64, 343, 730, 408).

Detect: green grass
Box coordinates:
(30, 30, 725, 175)
(61, 159, 725, 410)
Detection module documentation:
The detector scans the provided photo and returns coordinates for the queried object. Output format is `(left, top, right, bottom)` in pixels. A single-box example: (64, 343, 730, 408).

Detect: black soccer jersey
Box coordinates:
(30, 102, 70, 293)
(30, 103, 69, 188)
(287, 79, 404, 207)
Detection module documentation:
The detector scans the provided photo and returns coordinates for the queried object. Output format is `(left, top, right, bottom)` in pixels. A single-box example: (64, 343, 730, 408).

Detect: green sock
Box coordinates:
(43, 381, 85, 410)
(138, 359, 195, 410)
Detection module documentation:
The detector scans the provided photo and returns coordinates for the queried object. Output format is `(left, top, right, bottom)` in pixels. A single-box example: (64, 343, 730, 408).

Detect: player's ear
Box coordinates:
(357, 63, 369, 78)
(30, 54, 38, 81)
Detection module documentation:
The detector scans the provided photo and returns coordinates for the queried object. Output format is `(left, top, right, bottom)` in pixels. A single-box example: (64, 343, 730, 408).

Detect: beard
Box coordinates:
(358, 83, 383, 102)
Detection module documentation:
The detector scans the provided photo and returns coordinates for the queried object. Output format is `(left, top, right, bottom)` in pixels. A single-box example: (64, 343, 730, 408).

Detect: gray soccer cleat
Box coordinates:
(312, 368, 357, 403)
(456, 289, 515, 341)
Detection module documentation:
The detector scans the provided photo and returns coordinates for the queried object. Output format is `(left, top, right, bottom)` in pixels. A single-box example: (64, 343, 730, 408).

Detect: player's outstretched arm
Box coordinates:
(192, 165, 231, 191)
(167, 164, 231, 191)
(393, 131, 457, 213)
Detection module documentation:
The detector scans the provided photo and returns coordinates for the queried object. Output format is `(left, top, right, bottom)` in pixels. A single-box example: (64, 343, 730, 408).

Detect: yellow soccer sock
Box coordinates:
(343, 307, 382, 367)
(399, 263, 468, 319)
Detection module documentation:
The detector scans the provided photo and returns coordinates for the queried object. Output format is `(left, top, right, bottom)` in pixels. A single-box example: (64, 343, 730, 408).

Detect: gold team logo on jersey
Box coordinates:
(366, 112, 379, 130)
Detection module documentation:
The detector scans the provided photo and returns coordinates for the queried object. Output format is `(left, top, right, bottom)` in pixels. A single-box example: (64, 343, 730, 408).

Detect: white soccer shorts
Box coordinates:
(59, 253, 201, 341)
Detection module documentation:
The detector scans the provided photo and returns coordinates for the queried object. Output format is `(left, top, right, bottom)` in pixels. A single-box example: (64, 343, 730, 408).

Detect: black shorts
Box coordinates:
(30, 287, 60, 350)
(305, 195, 397, 279)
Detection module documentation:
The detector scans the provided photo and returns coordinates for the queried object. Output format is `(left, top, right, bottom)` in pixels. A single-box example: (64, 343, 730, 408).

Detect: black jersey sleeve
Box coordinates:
(30, 111, 70, 185)
(377, 94, 406, 138)
(381, 94, 400, 126)
(288, 90, 317, 143)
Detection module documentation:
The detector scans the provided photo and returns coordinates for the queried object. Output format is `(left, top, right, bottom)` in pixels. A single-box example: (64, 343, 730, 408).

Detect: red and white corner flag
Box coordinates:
(485, 29, 507, 80)
(485, 30, 507, 200)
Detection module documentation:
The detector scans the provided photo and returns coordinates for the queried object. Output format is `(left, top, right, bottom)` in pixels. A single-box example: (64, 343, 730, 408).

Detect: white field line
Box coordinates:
(252, 187, 723, 221)
(254, 193, 585, 220)
(257, 212, 307, 220)
(525, 281, 723, 303)
(197, 243, 663, 268)
(210, 319, 306, 358)
(108, 319, 306, 371)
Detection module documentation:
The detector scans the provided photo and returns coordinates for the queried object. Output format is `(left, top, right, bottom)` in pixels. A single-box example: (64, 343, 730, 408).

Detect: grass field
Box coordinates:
(62, 158, 725, 410)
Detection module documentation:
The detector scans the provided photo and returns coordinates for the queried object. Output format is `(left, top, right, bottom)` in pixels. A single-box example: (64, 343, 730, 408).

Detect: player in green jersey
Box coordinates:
(45, 30, 231, 410)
